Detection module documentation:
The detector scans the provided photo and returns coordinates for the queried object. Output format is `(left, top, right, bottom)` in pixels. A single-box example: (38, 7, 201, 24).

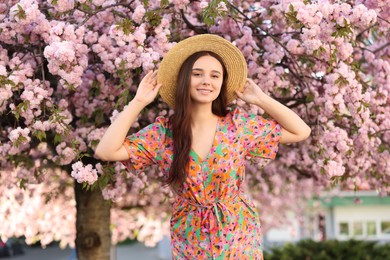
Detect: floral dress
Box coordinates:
(122, 107, 282, 259)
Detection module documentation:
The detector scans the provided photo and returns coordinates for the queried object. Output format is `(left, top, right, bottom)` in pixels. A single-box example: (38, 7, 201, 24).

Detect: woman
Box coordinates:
(95, 34, 311, 259)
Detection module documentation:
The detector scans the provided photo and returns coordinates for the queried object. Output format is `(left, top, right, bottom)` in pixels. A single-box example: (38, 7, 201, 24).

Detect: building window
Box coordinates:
(353, 222, 363, 236)
(339, 222, 349, 235)
(381, 221, 390, 235)
(367, 221, 377, 236)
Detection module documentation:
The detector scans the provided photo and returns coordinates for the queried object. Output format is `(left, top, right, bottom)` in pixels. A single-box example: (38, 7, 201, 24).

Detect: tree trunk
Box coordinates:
(75, 182, 111, 260)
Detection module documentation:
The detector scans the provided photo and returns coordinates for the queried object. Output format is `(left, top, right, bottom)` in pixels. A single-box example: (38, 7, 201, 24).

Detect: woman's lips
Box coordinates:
(197, 89, 212, 94)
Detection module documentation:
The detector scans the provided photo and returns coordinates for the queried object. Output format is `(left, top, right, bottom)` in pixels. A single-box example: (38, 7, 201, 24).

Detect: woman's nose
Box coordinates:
(202, 75, 211, 85)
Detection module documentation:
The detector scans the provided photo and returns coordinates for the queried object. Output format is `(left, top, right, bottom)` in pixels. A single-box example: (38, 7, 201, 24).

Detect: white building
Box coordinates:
(321, 190, 390, 242)
(263, 191, 390, 246)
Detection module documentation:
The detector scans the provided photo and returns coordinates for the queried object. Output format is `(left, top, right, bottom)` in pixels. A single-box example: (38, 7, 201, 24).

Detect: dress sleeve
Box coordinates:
(232, 107, 282, 160)
(121, 116, 167, 173)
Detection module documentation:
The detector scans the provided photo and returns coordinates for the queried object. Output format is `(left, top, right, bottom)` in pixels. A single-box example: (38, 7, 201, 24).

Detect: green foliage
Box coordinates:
(0, 75, 15, 89)
(298, 54, 316, 69)
(115, 60, 135, 109)
(264, 239, 390, 260)
(89, 79, 101, 97)
(14, 4, 26, 20)
(33, 130, 47, 142)
(327, 49, 339, 73)
(83, 163, 116, 191)
(54, 133, 63, 145)
(116, 18, 135, 36)
(285, 4, 304, 30)
(160, 0, 169, 8)
(313, 46, 327, 58)
(335, 74, 349, 87)
(201, 0, 230, 26)
(145, 10, 162, 27)
(332, 18, 354, 40)
(13, 100, 30, 121)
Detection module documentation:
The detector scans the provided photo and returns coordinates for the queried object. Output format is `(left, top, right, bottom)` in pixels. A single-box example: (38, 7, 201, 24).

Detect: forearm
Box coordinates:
(254, 93, 311, 141)
(95, 99, 145, 159)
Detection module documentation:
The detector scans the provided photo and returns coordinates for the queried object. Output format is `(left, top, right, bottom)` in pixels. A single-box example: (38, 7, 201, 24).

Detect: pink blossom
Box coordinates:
(199, 1, 208, 9)
(132, 5, 145, 24)
(8, 127, 31, 144)
(71, 161, 98, 185)
(92, 0, 105, 6)
(48, 0, 75, 13)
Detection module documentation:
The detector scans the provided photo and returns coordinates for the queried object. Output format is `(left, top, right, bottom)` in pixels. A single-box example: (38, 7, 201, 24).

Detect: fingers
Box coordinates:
(144, 70, 158, 82)
(235, 90, 243, 99)
(154, 83, 162, 92)
(141, 70, 159, 89)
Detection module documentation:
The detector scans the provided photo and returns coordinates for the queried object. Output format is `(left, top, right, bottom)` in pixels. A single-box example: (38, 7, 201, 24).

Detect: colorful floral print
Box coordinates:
(122, 107, 282, 259)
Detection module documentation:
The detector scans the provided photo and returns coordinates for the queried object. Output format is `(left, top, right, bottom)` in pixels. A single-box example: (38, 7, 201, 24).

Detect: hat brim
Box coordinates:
(157, 34, 247, 108)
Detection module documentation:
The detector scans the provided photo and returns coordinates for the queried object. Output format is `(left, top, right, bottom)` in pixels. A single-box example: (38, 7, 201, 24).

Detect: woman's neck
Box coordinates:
(190, 103, 217, 126)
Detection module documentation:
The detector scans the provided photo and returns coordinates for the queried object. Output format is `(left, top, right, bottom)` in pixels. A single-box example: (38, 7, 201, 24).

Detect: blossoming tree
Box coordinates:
(0, 0, 389, 259)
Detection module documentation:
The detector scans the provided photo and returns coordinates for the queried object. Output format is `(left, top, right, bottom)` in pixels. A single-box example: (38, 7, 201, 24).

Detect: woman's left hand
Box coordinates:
(235, 78, 265, 105)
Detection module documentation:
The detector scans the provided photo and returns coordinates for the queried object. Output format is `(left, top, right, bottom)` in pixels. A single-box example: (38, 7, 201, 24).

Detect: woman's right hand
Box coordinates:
(134, 70, 162, 106)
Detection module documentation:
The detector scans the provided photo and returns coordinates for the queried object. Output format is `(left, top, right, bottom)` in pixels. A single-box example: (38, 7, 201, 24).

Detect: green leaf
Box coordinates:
(160, 0, 169, 8)
(19, 179, 27, 189)
(145, 10, 162, 27)
(306, 92, 314, 102)
(335, 74, 349, 86)
(285, 4, 303, 29)
(116, 18, 135, 35)
(92, 108, 104, 125)
(33, 130, 47, 141)
(378, 143, 388, 153)
(289, 4, 294, 13)
(332, 18, 353, 39)
(0, 76, 16, 88)
(89, 79, 101, 97)
(14, 4, 26, 20)
(100, 174, 110, 188)
(201, 0, 229, 26)
(54, 133, 63, 145)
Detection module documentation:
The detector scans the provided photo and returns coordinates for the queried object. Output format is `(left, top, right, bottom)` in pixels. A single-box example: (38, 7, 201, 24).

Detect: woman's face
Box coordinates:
(189, 55, 224, 105)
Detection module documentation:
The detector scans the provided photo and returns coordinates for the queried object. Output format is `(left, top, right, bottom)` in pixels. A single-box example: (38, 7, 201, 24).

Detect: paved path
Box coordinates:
(7, 242, 170, 260)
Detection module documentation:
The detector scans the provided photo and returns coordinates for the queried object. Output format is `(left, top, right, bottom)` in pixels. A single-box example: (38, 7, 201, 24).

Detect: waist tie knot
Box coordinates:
(182, 192, 241, 234)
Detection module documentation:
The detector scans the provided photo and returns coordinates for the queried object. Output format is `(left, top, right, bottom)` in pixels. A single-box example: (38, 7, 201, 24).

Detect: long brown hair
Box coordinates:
(165, 51, 229, 189)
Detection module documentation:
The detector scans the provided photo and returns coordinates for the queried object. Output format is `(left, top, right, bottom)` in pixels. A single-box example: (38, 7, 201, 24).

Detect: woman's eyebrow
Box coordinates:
(192, 68, 222, 74)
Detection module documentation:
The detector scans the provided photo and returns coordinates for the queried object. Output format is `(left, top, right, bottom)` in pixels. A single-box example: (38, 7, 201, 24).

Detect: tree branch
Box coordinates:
(76, 0, 134, 28)
(180, 10, 208, 34)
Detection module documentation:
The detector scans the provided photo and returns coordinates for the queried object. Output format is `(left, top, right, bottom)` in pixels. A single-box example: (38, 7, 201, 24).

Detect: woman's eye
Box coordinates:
(212, 75, 219, 79)
(193, 73, 201, 76)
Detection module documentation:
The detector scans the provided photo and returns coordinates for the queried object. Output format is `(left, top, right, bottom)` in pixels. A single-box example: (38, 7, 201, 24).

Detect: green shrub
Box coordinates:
(263, 239, 390, 260)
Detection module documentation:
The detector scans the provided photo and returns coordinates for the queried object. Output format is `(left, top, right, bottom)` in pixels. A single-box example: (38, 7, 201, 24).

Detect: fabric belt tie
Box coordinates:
(182, 191, 240, 234)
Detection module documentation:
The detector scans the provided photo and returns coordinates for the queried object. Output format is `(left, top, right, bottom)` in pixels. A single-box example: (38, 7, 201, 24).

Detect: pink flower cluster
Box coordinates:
(71, 161, 98, 185)
(132, 5, 145, 24)
(54, 142, 77, 165)
(8, 127, 31, 146)
(47, 0, 75, 13)
(44, 39, 88, 88)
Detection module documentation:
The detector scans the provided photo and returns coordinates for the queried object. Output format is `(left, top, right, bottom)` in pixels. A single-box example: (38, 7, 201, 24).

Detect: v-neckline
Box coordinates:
(190, 116, 220, 163)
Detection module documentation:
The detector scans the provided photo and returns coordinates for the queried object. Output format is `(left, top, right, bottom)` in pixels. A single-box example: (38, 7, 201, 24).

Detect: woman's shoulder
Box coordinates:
(147, 116, 171, 134)
(225, 106, 248, 122)
(154, 115, 169, 126)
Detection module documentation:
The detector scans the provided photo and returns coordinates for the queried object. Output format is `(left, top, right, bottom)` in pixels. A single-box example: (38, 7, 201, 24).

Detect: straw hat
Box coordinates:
(157, 34, 247, 108)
